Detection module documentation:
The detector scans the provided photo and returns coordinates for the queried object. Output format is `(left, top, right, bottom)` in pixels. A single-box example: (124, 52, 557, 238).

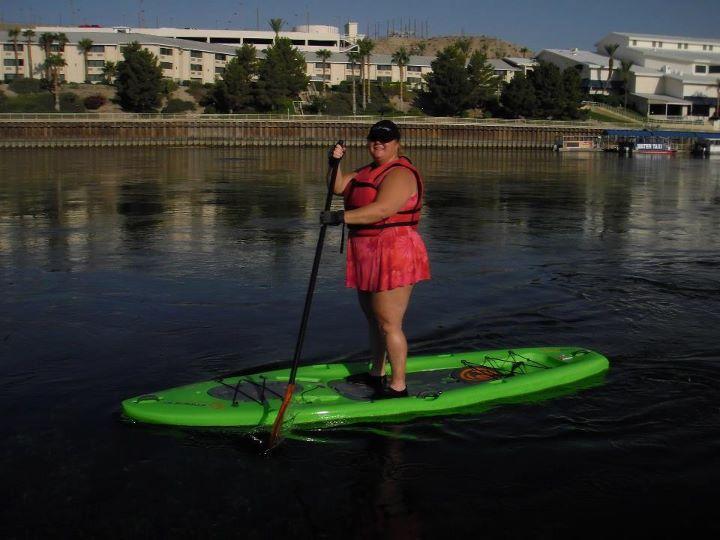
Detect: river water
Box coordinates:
(1, 147, 719, 538)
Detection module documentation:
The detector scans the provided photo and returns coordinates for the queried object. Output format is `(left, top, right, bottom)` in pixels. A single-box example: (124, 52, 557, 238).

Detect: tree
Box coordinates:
(77, 38, 94, 83)
(56, 33, 69, 53)
(561, 67, 585, 119)
(22, 29, 36, 79)
(115, 42, 163, 112)
(346, 50, 360, 115)
(315, 48, 332, 94)
(454, 37, 472, 59)
(528, 61, 566, 118)
(8, 27, 21, 79)
(38, 32, 56, 80)
(391, 47, 410, 106)
(102, 61, 117, 84)
(43, 54, 66, 111)
(212, 44, 258, 112)
(419, 43, 474, 116)
(467, 49, 501, 109)
(616, 60, 634, 109)
(500, 72, 537, 118)
(604, 43, 620, 93)
(357, 37, 374, 108)
(255, 38, 308, 112)
(520, 47, 530, 58)
(269, 18, 284, 42)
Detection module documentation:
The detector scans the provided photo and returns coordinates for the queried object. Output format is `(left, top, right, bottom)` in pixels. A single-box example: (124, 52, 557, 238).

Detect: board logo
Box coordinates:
(454, 366, 502, 383)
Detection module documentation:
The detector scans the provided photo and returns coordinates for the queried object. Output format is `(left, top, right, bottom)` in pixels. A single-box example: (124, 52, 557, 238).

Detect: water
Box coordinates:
(1, 148, 719, 537)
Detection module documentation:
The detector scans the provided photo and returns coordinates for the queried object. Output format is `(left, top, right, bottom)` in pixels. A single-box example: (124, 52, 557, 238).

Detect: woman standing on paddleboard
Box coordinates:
(320, 120, 431, 398)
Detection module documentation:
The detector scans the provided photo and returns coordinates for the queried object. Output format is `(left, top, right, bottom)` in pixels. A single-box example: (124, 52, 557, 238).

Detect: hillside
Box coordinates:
(371, 35, 533, 58)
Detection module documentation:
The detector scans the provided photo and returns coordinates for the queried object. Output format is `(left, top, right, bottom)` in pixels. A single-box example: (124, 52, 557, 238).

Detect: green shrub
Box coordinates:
(60, 93, 84, 112)
(0, 92, 54, 112)
(162, 98, 196, 113)
(9, 78, 44, 94)
(160, 78, 179, 95)
(83, 94, 107, 110)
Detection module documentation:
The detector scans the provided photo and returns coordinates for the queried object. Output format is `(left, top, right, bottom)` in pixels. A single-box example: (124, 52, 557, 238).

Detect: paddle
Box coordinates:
(267, 140, 344, 449)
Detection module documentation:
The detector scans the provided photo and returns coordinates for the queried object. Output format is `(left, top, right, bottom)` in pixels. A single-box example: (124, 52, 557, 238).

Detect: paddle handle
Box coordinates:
(268, 140, 343, 448)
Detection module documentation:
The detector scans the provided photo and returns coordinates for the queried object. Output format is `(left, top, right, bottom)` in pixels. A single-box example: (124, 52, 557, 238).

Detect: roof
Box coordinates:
(0, 29, 240, 54)
(608, 32, 720, 45)
(488, 59, 519, 71)
(539, 49, 612, 68)
(504, 57, 538, 66)
(631, 92, 694, 105)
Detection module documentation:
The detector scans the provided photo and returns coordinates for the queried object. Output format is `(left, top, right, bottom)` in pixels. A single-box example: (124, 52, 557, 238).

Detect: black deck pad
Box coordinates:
(330, 368, 492, 401)
(207, 379, 300, 403)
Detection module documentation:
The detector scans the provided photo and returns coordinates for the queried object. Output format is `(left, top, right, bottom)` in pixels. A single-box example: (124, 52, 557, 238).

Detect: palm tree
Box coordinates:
(77, 38, 94, 83)
(38, 32, 56, 80)
(269, 18, 284, 42)
(315, 49, 332, 93)
(520, 47, 530, 58)
(102, 61, 117, 84)
(8, 27, 21, 79)
(616, 60, 634, 109)
(357, 37, 374, 108)
(22, 29, 36, 79)
(56, 33, 69, 55)
(44, 54, 67, 111)
(346, 50, 361, 115)
(391, 47, 410, 107)
(715, 79, 720, 121)
(604, 43, 620, 93)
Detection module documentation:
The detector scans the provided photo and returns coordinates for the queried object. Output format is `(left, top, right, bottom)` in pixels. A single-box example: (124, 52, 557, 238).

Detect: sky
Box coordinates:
(2, 0, 720, 51)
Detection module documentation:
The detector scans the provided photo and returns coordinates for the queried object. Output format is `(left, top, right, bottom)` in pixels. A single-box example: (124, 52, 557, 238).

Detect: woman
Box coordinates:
(320, 120, 430, 398)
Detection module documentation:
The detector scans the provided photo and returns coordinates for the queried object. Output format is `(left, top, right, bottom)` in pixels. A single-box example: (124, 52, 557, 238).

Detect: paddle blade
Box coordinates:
(267, 382, 296, 449)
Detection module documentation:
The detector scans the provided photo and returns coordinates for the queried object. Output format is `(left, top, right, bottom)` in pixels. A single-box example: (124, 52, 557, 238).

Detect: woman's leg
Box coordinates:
(371, 285, 414, 391)
(357, 290, 387, 376)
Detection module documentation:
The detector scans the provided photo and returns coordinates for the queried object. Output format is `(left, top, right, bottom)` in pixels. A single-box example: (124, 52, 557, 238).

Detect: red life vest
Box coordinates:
(343, 157, 423, 237)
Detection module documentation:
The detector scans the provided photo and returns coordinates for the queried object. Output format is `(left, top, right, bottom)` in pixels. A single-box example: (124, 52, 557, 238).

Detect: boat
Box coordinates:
(552, 136, 603, 152)
(121, 347, 610, 430)
(629, 136, 676, 155)
(692, 137, 720, 157)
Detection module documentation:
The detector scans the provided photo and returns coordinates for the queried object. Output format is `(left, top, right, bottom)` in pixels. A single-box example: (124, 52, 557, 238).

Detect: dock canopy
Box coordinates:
(603, 129, 720, 139)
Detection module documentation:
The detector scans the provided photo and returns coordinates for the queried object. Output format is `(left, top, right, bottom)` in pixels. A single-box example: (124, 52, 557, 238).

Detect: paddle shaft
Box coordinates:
(269, 141, 343, 445)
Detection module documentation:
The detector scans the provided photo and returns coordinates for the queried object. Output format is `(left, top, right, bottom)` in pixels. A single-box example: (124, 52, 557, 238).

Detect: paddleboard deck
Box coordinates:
(121, 347, 609, 429)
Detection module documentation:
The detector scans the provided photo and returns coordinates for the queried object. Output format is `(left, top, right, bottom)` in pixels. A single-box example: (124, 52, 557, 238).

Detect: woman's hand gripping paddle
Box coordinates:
(267, 140, 345, 450)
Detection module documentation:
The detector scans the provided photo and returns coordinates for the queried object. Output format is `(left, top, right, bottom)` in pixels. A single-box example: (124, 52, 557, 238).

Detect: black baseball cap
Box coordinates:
(367, 120, 401, 143)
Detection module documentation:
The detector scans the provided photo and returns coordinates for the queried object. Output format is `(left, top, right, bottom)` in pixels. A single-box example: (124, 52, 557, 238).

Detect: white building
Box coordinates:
(33, 22, 361, 52)
(595, 32, 720, 119)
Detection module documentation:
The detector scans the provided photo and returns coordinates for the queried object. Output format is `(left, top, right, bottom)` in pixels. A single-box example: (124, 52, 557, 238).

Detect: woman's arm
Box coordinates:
(343, 168, 417, 225)
(330, 144, 355, 195)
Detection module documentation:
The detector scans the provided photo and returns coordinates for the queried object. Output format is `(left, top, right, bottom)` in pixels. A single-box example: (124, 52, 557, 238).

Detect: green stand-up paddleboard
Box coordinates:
(121, 347, 609, 429)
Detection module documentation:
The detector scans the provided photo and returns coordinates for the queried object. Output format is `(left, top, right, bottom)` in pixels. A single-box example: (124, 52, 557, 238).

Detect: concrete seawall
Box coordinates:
(0, 115, 609, 149)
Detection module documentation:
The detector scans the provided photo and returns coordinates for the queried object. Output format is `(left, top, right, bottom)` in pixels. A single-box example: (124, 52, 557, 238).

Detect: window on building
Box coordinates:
(160, 48, 173, 56)
(215, 66, 224, 74)
(314, 62, 330, 69)
(161, 62, 173, 69)
(88, 74, 104, 82)
(89, 45, 104, 53)
(291, 40, 305, 46)
(631, 40, 637, 46)
(215, 54, 226, 61)
(678, 43, 682, 49)
(377, 65, 392, 71)
(710, 45, 714, 51)
(190, 77, 202, 82)
(709, 65, 720, 74)
(243, 38, 272, 45)
(210, 37, 240, 44)
(179, 37, 207, 42)
(190, 64, 203, 71)
(87, 60, 105, 67)
(190, 50, 203, 59)
(4, 58, 23, 66)
(3, 44, 23, 51)
(652, 41, 656, 47)
(684, 43, 689, 49)
(345, 75, 360, 81)
(658, 41, 663, 48)
(695, 65, 708, 74)
(377, 76, 392, 83)
(308, 40, 337, 47)
(407, 65, 422, 72)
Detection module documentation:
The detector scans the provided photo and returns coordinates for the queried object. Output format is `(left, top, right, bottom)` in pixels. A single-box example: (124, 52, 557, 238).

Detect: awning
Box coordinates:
(631, 93, 694, 105)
